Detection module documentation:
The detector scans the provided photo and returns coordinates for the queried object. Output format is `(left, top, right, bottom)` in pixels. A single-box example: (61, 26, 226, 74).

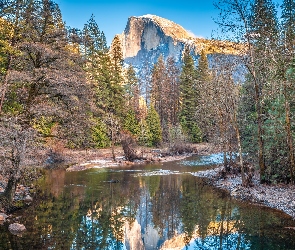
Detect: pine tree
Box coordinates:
(82, 16, 113, 149)
(151, 55, 173, 140)
(82, 14, 107, 59)
(251, 0, 279, 47)
(123, 109, 140, 137)
(138, 118, 149, 146)
(146, 105, 162, 146)
(110, 34, 125, 117)
(195, 50, 212, 140)
(151, 55, 166, 118)
(281, 0, 295, 52)
(197, 50, 210, 83)
(94, 50, 120, 160)
(166, 57, 180, 126)
(125, 64, 140, 116)
(249, 0, 279, 182)
(285, 59, 295, 183)
(179, 46, 202, 143)
(91, 118, 110, 148)
(82, 17, 126, 155)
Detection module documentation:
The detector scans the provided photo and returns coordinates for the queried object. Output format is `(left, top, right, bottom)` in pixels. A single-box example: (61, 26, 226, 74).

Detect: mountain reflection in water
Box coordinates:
(0, 156, 294, 250)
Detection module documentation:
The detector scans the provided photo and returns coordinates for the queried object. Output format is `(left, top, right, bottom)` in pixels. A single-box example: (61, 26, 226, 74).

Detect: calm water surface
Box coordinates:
(1, 155, 295, 250)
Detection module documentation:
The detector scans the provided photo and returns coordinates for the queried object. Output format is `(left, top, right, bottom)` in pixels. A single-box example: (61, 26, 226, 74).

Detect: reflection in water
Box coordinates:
(190, 233, 251, 250)
(0, 157, 295, 250)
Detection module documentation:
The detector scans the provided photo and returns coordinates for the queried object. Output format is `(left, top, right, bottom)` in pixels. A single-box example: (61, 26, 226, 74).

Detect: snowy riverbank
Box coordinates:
(194, 166, 295, 220)
(65, 143, 217, 171)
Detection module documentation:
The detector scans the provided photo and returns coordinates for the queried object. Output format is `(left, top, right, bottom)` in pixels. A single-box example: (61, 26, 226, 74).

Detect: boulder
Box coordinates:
(0, 213, 8, 224)
(8, 223, 26, 234)
(24, 195, 33, 203)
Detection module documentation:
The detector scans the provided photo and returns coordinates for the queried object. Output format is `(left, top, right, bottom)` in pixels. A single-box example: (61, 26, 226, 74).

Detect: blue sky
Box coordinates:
(55, 0, 283, 45)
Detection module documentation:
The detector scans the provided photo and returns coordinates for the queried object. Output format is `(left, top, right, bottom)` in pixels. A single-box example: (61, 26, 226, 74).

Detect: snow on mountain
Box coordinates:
(118, 14, 241, 71)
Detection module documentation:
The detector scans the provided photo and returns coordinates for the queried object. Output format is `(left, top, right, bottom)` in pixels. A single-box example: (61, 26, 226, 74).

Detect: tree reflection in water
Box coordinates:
(0, 161, 295, 250)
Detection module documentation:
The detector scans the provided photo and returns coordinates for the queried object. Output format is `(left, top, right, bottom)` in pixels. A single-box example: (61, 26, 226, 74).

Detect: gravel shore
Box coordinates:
(193, 166, 295, 220)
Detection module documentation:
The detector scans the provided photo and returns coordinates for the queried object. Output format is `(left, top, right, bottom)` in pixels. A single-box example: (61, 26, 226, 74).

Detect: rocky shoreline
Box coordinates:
(194, 166, 295, 221)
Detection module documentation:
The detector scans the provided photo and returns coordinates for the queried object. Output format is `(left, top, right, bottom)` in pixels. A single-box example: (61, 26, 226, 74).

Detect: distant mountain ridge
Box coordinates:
(117, 14, 241, 69)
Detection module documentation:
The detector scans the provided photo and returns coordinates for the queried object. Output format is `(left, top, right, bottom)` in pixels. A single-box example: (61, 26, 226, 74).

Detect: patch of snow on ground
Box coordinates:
(194, 165, 295, 219)
(181, 153, 224, 166)
(133, 169, 180, 177)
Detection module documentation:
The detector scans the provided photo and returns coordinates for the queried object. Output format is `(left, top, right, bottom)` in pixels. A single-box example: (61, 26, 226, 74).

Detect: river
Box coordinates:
(1, 155, 295, 249)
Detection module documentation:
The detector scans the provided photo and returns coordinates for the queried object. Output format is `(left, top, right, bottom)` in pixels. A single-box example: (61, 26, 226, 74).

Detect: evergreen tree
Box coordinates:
(125, 64, 140, 117)
(195, 50, 211, 140)
(251, 0, 279, 47)
(94, 50, 121, 159)
(82, 15, 111, 148)
(123, 109, 140, 137)
(151, 56, 181, 141)
(138, 118, 150, 146)
(146, 105, 162, 146)
(166, 57, 180, 126)
(91, 118, 110, 148)
(151, 55, 166, 119)
(281, 0, 295, 52)
(151, 55, 172, 140)
(83, 18, 126, 156)
(82, 14, 107, 59)
(249, 0, 279, 182)
(110, 34, 125, 117)
(197, 50, 210, 83)
(179, 46, 202, 143)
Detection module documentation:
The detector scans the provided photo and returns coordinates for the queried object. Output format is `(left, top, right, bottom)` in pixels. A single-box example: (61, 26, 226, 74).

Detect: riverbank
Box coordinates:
(0, 143, 218, 195)
(194, 166, 295, 220)
(65, 142, 217, 171)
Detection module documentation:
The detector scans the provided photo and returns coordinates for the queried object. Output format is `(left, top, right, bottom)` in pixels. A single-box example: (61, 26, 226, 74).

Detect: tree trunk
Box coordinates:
(257, 109, 266, 183)
(217, 108, 229, 170)
(231, 109, 246, 185)
(3, 176, 18, 202)
(234, 124, 246, 186)
(252, 75, 265, 183)
(247, 40, 265, 183)
(111, 128, 116, 162)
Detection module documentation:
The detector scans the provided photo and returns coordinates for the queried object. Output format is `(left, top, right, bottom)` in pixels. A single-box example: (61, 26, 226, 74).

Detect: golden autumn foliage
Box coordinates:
(0, 18, 15, 74)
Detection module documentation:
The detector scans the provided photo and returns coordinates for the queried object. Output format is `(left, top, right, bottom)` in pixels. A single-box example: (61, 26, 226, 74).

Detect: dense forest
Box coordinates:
(0, 0, 295, 207)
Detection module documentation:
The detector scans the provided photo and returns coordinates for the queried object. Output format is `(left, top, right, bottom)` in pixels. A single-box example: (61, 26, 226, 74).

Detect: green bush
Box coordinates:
(91, 118, 110, 148)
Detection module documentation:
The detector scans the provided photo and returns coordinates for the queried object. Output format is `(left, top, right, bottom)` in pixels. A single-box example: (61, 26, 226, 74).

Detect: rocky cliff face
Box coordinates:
(118, 14, 240, 69)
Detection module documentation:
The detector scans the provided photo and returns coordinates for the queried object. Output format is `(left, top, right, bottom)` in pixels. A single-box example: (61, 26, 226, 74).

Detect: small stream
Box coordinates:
(1, 155, 295, 250)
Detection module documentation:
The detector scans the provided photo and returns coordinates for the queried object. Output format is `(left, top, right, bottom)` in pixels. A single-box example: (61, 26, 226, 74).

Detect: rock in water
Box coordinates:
(8, 223, 26, 234)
